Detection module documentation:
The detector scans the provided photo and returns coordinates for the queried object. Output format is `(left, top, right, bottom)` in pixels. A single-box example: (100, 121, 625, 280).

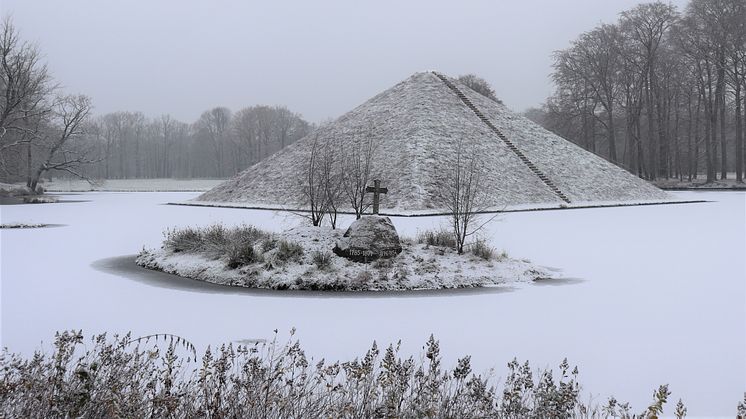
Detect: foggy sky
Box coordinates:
(3, 0, 689, 123)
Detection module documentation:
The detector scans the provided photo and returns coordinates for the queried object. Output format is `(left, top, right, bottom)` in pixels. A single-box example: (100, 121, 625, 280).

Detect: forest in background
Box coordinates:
(83, 106, 311, 180)
(527, 0, 746, 182)
(0, 16, 312, 186)
(2, 0, 745, 186)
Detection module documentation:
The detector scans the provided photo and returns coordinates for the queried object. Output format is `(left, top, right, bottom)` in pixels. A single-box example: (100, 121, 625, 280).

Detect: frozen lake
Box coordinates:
(1, 191, 744, 416)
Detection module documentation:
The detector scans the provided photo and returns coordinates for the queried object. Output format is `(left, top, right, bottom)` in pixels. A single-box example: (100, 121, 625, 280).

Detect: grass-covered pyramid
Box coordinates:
(195, 71, 670, 214)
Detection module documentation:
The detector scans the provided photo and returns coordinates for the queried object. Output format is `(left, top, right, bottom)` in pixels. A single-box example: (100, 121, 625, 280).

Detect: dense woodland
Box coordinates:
(85, 106, 311, 180)
(527, 0, 746, 182)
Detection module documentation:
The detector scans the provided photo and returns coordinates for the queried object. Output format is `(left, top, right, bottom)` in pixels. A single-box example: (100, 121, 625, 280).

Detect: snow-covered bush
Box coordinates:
(275, 239, 304, 263)
(417, 229, 457, 249)
(311, 250, 333, 270)
(201, 224, 230, 258)
(471, 239, 495, 261)
(226, 243, 260, 269)
(140, 224, 558, 291)
(22, 195, 58, 203)
(0, 330, 698, 418)
(164, 226, 203, 252)
(164, 224, 270, 261)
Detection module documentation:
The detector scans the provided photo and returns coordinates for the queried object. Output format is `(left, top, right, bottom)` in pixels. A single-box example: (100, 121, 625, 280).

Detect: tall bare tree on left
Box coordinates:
(0, 16, 95, 190)
(0, 16, 54, 184)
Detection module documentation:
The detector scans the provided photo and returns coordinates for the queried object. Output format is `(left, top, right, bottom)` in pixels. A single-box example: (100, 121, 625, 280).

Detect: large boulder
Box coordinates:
(333, 216, 402, 263)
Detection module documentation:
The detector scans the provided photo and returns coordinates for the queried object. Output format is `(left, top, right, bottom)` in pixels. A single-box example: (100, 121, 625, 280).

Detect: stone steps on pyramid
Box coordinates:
(432, 71, 571, 204)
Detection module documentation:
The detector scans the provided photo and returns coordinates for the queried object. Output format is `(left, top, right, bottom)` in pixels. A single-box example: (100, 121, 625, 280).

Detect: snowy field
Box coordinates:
(42, 178, 225, 192)
(1, 191, 744, 416)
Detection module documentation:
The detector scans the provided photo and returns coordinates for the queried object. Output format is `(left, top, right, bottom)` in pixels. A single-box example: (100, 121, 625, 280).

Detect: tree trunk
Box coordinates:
(607, 106, 617, 162)
(736, 78, 743, 182)
(28, 164, 45, 192)
(717, 54, 727, 180)
(25, 142, 32, 188)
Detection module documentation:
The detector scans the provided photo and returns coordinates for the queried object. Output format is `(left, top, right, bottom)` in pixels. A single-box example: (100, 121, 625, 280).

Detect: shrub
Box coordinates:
(163, 224, 272, 267)
(226, 243, 259, 269)
(417, 229, 457, 249)
(0, 330, 690, 418)
(311, 251, 332, 270)
(471, 239, 495, 260)
(164, 226, 203, 253)
(231, 225, 266, 245)
(202, 224, 230, 258)
(22, 195, 57, 203)
(276, 239, 304, 263)
(261, 235, 278, 252)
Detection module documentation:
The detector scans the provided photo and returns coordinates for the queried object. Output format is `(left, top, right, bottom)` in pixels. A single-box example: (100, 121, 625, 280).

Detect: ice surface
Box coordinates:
(0, 191, 744, 416)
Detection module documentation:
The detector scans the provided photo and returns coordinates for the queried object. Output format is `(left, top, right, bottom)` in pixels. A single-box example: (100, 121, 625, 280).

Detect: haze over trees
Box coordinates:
(528, 0, 746, 182)
(0, 16, 312, 185)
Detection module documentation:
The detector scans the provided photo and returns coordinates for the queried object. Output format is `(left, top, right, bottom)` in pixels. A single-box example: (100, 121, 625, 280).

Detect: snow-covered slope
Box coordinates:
(195, 72, 671, 213)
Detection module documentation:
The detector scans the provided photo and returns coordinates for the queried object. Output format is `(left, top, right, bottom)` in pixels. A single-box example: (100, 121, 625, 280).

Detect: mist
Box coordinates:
(3, 0, 688, 122)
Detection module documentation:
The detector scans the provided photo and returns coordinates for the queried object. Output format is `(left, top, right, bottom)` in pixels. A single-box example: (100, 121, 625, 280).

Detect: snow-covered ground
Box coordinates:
(41, 178, 225, 192)
(137, 224, 557, 291)
(0, 191, 744, 416)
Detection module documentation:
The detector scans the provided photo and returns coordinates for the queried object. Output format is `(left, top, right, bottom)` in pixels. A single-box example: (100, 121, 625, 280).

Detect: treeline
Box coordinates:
(85, 106, 311, 180)
(526, 0, 746, 182)
(0, 16, 312, 186)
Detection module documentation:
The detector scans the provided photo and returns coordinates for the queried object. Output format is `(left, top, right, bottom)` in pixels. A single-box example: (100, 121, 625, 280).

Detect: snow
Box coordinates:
(0, 191, 744, 416)
(183, 196, 698, 216)
(41, 178, 225, 192)
(136, 224, 557, 291)
(196, 72, 673, 212)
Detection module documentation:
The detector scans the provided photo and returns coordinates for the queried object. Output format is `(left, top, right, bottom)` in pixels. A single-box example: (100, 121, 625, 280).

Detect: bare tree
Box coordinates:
(457, 74, 502, 104)
(321, 139, 343, 229)
(340, 124, 377, 219)
(436, 138, 491, 254)
(194, 107, 231, 178)
(28, 95, 94, 191)
(301, 133, 328, 227)
(0, 16, 54, 181)
(553, 24, 623, 162)
(540, 0, 745, 183)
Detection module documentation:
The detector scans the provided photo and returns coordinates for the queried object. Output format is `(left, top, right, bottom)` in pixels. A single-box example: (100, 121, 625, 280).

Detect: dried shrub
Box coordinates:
(22, 195, 58, 203)
(163, 224, 271, 267)
(202, 224, 230, 258)
(471, 239, 495, 260)
(0, 330, 688, 418)
(276, 239, 304, 263)
(261, 235, 278, 253)
(226, 244, 259, 269)
(311, 251, 333, 270)
(164, 226, 203, 253)
(417, 229, 457, 249)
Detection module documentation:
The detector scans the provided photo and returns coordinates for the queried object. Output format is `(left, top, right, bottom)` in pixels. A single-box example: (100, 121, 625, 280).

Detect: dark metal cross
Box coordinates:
(365, 179, 388, 215)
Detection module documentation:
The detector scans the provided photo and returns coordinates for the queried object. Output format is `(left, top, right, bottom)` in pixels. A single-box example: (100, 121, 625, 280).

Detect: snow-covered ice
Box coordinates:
(0, 191, 744, 416)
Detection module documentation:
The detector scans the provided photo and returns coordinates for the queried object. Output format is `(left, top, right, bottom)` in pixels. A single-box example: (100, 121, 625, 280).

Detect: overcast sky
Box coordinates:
(3, 0, 688, 123)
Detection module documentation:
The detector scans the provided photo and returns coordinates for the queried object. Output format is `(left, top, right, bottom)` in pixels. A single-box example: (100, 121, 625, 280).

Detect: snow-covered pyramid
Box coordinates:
(195, 72, 671, 213)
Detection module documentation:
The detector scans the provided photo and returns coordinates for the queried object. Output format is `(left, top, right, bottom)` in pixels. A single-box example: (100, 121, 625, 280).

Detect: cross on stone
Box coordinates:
(365, 179, 388, 215)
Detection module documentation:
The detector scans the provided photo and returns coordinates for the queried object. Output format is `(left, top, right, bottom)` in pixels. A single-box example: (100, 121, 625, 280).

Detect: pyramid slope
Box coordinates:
(196, 72, 671, 213)
(458, 85, 669, 203)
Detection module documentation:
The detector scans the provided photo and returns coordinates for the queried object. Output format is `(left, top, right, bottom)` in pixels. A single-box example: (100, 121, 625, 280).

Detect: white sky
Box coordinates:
(3, 0, 688, 123)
